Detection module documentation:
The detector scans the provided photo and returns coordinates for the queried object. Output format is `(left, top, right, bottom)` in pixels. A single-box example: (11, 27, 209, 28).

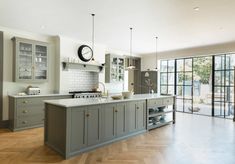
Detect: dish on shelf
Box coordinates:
(158, 106, 166, 112)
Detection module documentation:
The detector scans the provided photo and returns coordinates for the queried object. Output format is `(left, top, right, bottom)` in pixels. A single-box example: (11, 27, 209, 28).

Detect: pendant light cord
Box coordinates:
(155, 36, 158, 69)
(130, 27, 133, 66)
(91, 14, 95, 60)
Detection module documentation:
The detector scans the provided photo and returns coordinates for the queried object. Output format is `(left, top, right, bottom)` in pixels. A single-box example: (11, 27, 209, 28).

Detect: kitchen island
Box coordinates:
(44, 94, 175, 159)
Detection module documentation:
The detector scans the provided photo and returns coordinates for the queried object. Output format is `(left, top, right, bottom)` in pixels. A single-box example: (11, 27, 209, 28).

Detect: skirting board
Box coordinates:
(0, 120, 9, 128)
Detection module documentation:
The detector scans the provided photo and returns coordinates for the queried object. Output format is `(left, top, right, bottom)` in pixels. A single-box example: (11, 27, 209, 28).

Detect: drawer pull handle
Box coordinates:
(86, 113, 90, 117)
(137, 107, 139, 109)
(22, 110, 28, 113)
(115, 110, 118, 112)
(22, 121, 27, 124)
(23, 101, 28, 104)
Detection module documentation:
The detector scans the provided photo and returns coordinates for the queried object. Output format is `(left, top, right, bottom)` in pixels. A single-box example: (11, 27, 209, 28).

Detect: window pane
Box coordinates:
(177, 86, 183, 98)
(176, 99, 183, 112)
(160, 61, 167, 72)
(160, 73, 167, 85)
(168, 86, 174, 95)
(184, 73, 192, 85)
(168, 60, 175, 72)
(215, 56, 225, 70)
(229, 54, 235, 69)
(177, 60, 184, 72)
(184, 86, 192, 99)
(176, 73, 184, 85)
(161, 86, 167, 94)
(168, 73, 175, 85)
(214, 71, 224, 86)
(226, 70, 234, 86)
(185, 59, 192, 72)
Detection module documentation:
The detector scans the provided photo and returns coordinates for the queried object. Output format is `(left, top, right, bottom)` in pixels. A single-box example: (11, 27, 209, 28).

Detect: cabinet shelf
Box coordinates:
(148, 120, 173, 130)
(148, 110, 173, 118)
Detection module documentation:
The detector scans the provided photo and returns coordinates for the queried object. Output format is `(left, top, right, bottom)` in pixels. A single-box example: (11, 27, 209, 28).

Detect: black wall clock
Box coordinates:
(77, 45, 93, 62)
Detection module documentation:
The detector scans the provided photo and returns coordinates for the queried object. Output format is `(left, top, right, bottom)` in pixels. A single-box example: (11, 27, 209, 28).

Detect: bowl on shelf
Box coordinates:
(111, 95, 123, 100)
(122, 91, 134, 99)
(158, 106, 166, 112)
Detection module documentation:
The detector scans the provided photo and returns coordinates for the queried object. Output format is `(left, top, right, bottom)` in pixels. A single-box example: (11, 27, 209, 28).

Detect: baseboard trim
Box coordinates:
(0, 120, 9, 128)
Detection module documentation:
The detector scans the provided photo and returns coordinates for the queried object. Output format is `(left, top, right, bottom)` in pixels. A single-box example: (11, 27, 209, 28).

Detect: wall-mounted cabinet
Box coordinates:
(105, 54, 124, 83)
(12, 37, 49, 82)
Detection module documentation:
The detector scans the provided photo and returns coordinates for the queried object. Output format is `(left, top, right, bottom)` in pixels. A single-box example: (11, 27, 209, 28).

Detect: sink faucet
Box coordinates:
(98, 82, 106, 96)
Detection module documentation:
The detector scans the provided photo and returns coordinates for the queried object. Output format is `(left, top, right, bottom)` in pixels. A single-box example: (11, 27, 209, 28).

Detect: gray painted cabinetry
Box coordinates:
(12, 37, 49, 82)
(8, 95, 72, 131)
(45, 100, 147, 159)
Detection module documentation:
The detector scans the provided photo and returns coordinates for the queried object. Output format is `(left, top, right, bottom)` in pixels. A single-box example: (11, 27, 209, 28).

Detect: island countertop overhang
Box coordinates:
(44, 94, 175, 108)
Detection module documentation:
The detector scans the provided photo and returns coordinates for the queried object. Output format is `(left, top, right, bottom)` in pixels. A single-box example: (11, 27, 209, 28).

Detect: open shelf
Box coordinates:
(148, 110, 173, 118)
(62, 62, 104, 72)
(148, 120, 173, 130)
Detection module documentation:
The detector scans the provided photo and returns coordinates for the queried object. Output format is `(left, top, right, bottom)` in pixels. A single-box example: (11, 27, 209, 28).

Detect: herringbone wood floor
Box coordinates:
(0, 113, 235, 164)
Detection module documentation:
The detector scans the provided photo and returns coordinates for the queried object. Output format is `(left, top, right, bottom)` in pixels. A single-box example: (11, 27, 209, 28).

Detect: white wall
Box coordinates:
(57, 36, 132, 94)
(141, 41, 235, 71)
(0, 26, 57, 120)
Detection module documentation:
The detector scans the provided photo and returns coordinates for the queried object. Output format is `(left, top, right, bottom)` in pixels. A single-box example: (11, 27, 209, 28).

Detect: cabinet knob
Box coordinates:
(137, 107, 139, 109)
(115, 110, 118, 112)
(86, 113, 90, 117)
(22, 110, 28, 113)
(22, 101, 28, 104)
(22, 121, 27, 124)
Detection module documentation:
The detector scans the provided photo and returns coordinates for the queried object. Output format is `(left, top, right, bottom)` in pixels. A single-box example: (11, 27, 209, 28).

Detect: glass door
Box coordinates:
(214, 54, 235, 118)
(176, 58, 193, 113)
(18, 42, 33, 80)
(35, 45, 48, 80)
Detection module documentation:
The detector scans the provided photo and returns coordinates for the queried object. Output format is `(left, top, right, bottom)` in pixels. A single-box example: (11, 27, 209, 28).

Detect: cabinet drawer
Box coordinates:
(16, 114, 44, 128)
(147, 99, 163, 107)
(17, 105, 44, 117)
(16, 98, 43, 107)
(163, 98, 174, 105)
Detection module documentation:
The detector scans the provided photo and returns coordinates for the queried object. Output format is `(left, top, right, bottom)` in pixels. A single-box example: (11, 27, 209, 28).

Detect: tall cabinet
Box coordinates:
(12, 37, 49, 82)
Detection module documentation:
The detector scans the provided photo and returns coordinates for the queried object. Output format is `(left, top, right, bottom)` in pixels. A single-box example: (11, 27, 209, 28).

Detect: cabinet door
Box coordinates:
(116, 103, 126, 137)
(34, 44, 48, 80)
(87, 105, 101, 146)
(136, 101, 146, 130)
(126, 101, 137, 132)
(70, 108, 87, 152)
(17, 41, 33, 81)
(102, 104, 115, 141)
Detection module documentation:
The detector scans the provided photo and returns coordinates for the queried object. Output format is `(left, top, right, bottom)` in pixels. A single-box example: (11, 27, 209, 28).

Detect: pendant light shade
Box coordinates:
(126, 27, 136, 70)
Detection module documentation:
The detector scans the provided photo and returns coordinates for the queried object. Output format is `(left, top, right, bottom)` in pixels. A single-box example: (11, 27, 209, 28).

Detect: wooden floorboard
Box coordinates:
(0, 113, 235, 164)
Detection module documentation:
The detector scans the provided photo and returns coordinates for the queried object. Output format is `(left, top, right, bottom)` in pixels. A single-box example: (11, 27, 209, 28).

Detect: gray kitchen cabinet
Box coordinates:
(127, 101, 137, 132)
(8, 94, 72, 131)
(70, 108, 87, 152)
(102, 104, 116, 141)
(136, 101, 146, 130)
(105, 54, 125, 83)
(116, 103, 127, 137)
(12, 37, 49, 82)
(126, 100, 146, 132)
(87, 105, 102, 146)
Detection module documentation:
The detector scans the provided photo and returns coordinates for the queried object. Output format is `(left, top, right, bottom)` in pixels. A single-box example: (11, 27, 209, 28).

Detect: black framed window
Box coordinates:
(160, 60, 175, 95)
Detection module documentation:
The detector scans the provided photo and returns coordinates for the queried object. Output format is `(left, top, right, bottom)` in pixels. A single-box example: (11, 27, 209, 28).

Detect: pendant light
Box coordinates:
(91, 13, 95, 61)
(154, 36, 158, 71)
(126, 27, 136, 70)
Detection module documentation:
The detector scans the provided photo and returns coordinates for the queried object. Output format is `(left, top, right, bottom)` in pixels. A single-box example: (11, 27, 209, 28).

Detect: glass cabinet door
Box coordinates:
(18, 42, 33, 80)
(34, 45, 48, 80)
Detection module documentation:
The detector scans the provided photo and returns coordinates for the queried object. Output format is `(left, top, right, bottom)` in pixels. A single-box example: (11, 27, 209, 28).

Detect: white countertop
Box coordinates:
(8, 93, 73, 98)
(44, 94, 174, 108)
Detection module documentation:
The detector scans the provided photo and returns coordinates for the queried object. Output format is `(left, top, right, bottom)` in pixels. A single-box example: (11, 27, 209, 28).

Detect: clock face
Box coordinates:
(78, 45, 93, 62)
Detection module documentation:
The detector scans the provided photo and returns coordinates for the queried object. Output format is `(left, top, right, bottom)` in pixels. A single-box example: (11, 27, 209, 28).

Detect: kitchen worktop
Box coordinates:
(44, 94, 174, 108)
(8, 93, 72, 98)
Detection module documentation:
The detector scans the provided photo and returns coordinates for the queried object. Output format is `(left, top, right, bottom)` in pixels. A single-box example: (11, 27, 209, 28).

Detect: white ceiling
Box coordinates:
(1, 0, 235, 54)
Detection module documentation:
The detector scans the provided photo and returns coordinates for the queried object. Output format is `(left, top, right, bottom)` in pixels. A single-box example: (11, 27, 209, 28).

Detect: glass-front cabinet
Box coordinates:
(12, 37, 49, 82)
(105, 54, 124, 83)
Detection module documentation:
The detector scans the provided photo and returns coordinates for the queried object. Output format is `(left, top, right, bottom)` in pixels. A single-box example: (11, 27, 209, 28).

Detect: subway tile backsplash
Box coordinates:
(65, 69, 99, 91)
